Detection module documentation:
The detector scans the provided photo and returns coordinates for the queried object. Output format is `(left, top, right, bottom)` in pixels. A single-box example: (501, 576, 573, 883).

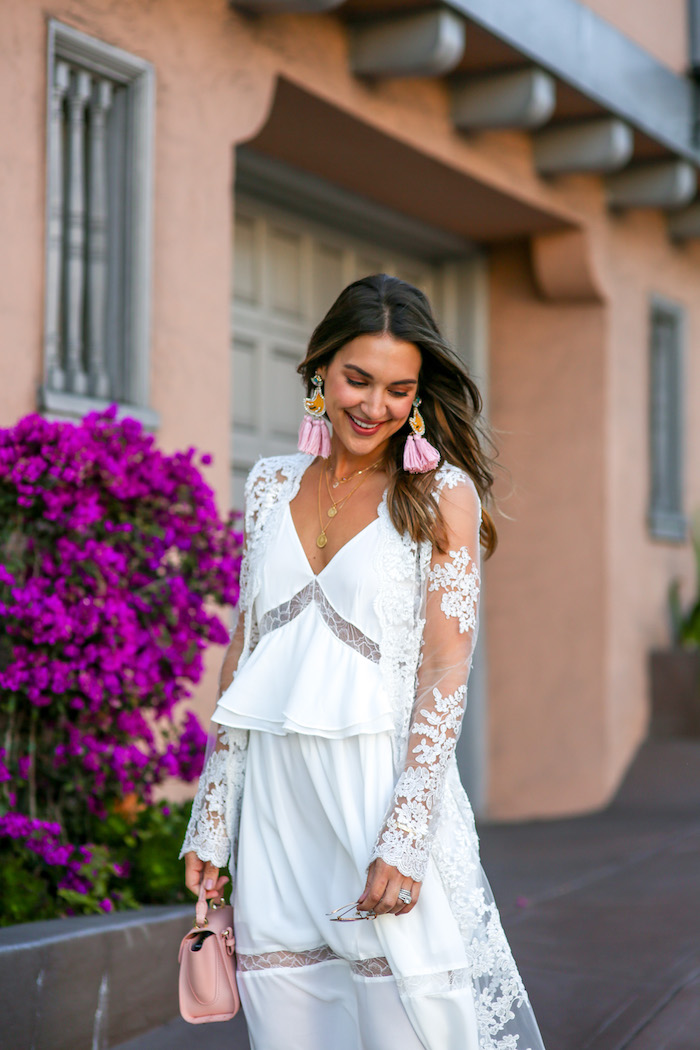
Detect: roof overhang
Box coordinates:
(447, 0, 700, 165)
(244, 78, 576, 246)
(234, 0, 700, 236)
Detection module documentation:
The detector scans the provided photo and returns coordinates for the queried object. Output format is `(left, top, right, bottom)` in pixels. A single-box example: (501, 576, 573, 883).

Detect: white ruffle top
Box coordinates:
(213, 503, 393, 738)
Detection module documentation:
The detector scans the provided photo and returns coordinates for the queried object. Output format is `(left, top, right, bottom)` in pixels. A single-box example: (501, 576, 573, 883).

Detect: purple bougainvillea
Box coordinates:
(0, 405, 242, 916)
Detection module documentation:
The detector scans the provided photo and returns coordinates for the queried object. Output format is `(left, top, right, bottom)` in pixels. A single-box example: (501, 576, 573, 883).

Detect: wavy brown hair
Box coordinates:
(297, 274, 498, 558)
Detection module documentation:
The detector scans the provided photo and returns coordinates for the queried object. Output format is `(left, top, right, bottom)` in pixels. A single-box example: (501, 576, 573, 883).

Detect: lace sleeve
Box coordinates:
(179, 564, 250, 868)
(371, 475, 481, 882)
(178, 722, 248, 868)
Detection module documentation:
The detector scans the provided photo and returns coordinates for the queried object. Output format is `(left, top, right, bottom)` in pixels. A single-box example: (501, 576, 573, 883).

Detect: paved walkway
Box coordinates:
(116, 738, 700, 1050)
(480, 738, 700, 1050)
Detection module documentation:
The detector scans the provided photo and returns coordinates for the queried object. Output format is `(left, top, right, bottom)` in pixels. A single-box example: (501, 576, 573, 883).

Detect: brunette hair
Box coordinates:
(297, 274, 498, 558)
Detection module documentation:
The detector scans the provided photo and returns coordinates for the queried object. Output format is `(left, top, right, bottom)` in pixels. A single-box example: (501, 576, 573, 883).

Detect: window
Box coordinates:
(648, 296, 686, 541)
(40, 21, 157, 427)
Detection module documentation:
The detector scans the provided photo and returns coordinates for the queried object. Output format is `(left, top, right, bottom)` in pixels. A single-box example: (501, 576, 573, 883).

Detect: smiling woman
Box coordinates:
(180, 274, 546, 1050)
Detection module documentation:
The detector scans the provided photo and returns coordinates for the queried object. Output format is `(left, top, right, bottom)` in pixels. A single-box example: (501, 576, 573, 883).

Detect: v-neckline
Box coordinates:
(286, 495, 384, 580)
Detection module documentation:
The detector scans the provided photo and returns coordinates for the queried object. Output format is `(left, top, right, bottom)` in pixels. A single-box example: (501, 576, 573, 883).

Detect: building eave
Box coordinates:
(446, 0, 700, 165)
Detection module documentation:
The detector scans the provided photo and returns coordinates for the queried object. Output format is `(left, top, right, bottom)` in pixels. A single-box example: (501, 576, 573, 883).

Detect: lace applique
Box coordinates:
(237, 946, 338, 972)
(179, 726, 248, 869)
(259, 578, 380, 663)
(351, 957, 392, 979)
(239, 454, 313, 659)
(428, 547, 480, 634)
(370, 685, 466, 881)
(236, 946, 392, 979)
(371, 467, 481, 882)
(432, 775, 537, 1049)
(373, 494, 425, 765)
(397, 967, 471, 996)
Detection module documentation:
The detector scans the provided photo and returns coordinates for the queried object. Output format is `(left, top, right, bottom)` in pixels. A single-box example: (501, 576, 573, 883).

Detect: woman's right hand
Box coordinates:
(184, 850, 230, 900)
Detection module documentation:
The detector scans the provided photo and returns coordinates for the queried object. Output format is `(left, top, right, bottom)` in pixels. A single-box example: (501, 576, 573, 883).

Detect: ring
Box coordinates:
(397, 888, 412, 905)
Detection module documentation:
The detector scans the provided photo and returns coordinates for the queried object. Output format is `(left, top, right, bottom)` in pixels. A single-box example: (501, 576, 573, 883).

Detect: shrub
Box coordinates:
(0, 405, 242, 921)
(669, 511, 700, 648)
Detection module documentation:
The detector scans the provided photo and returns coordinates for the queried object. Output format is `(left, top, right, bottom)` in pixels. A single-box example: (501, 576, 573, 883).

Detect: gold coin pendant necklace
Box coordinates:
(316, 460, 382, 548)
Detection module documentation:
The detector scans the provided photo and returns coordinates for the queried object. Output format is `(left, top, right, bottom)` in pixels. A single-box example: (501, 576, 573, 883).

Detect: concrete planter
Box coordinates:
(649, 648, 700, 737)
(1, 904, 193, 1050)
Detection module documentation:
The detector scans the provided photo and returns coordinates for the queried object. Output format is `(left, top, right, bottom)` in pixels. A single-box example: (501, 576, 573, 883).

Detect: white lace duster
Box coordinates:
(181, 453, 546, 1050)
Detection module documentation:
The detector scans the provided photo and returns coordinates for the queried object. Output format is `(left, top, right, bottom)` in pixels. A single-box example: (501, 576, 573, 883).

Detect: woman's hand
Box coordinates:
(184, 851, 230, 900)
(356, 857, 421, 917)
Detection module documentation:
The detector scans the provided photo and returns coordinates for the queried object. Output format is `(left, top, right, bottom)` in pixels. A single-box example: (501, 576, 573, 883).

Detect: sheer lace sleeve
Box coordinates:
(371, 474, 482, 882)
(179, 577, 250, 868)
(178, 721, 248, 868)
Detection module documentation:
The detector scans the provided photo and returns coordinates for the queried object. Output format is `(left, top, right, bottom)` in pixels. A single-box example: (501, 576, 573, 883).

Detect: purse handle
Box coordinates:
(195, 881, 229, 929)
(195, 882, 209, 929)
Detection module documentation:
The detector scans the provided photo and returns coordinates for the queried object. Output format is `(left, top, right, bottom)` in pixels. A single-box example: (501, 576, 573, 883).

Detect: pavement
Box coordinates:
(114, 737, 700, 1050)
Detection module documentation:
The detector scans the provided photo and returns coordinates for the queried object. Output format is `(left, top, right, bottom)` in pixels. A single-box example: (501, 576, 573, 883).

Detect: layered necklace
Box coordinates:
(316, 458, 383, 548)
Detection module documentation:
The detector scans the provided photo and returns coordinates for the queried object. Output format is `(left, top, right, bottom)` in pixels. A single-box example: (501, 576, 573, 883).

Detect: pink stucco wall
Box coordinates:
(604, 211, 700, 789)
(486, 171, 700, 818)
(487, 243, 610, 817)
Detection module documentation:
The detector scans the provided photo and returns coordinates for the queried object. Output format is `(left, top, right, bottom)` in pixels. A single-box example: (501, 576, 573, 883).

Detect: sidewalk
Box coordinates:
(116, 738, 700, 1050)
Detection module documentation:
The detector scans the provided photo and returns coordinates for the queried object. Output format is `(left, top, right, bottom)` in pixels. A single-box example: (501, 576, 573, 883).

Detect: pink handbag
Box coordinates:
(178, 883, 241, 1024)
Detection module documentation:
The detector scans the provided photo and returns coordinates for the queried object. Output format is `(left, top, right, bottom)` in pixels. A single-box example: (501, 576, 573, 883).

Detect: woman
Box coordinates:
(181, 274, 546, 1050)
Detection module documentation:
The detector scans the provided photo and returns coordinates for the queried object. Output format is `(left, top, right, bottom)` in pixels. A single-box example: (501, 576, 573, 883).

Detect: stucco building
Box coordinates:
(2, 0, 699, 820)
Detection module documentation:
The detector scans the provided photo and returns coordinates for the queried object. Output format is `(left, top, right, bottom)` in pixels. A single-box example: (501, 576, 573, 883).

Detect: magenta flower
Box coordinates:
(0, 406, 243, 917)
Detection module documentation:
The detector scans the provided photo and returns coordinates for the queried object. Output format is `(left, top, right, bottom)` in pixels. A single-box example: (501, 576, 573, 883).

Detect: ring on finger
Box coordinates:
(397, 888, 412, 905)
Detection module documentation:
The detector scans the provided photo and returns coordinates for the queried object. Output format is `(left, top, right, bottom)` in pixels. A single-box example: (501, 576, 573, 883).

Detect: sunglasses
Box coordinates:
(327, 901, 377, 922)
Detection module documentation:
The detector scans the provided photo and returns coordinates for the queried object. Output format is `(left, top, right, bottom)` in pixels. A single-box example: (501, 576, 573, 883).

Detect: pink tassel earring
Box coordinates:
(298, 373, 332, 458)
(403, 397, 440, 473)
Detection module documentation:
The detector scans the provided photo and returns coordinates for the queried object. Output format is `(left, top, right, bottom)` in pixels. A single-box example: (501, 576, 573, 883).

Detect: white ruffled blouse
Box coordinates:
(213, 503, 392, 738)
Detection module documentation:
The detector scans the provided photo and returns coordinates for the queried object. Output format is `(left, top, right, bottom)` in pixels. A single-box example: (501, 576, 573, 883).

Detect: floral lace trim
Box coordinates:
(179, 726, 248, 868)
(236, 946, 391, 978)
(351, 957, 393, 978)
(240, 454, 312, 667)
(259, 578, 380, 663)
(428, 547, 480, 635)
(373, 493, 424, 766)
(237, 946, 338, 972)
(371, 685, 467, 881)
(433, 773, 541, 1050)
(396, 967, 471, 996)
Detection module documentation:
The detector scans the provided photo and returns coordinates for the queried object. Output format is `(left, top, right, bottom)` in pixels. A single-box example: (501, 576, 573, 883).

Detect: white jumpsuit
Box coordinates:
(181, 457, 547, 1050)
(212, 504, 474, 1048)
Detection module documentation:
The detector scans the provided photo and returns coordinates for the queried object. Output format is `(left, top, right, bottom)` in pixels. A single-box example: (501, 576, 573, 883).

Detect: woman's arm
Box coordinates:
(360, 475, 481, 912)
(180, 582, 251, 899)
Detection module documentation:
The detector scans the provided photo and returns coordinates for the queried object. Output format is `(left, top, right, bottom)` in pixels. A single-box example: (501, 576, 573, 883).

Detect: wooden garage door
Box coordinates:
(230, 193, 444, 508)
(230, 188, 489, 815)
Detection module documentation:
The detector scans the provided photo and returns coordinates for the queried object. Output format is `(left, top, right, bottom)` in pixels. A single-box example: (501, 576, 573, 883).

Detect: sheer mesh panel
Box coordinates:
(259, 578, 381, 663)
(237, 946, 392, 978)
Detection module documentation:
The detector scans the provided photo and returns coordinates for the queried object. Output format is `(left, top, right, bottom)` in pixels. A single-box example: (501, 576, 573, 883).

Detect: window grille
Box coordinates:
(41, 22, 156, 425)
(648, 297, 686, 541)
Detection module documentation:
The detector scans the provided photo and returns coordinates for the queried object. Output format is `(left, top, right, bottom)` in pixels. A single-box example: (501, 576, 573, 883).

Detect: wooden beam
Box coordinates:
(350, 10, 466, 78)
(232, 0, 344, 11)
(534, 117, 633, 176)
(606, 160, 697, 210)
(667, 201, 700, 240)
(451, 68, 555, 131)
(531, 228, 605, 302)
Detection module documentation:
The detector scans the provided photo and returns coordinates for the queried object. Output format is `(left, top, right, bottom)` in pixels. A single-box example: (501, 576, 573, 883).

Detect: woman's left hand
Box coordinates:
(356, 857, 421, 917)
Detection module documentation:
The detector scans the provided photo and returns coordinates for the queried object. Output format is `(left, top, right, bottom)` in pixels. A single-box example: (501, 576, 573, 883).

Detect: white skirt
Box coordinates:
(233, 730, 481, 1050)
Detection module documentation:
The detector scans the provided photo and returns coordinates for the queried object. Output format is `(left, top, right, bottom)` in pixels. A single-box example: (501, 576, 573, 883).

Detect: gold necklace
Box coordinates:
(328, 457, 384, 489)
(316, 464, 378, 548)
(324, 460, 381, 520)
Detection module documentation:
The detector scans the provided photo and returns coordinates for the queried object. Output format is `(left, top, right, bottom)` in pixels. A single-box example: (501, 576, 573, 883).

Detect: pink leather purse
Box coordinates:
(178, 883, 241, 1023)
